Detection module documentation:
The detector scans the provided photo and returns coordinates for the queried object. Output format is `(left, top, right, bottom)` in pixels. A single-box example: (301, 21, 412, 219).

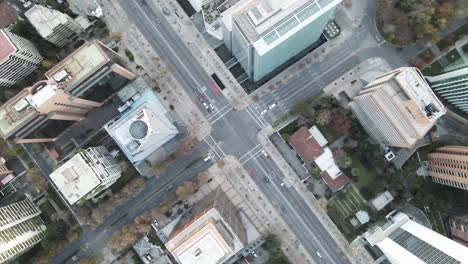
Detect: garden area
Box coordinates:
(328, 187, 366, 219)
(376, 0, 463, 45)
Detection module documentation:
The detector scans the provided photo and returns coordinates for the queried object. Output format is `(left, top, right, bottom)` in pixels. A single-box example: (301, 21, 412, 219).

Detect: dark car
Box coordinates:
(263, 176, 270, 183)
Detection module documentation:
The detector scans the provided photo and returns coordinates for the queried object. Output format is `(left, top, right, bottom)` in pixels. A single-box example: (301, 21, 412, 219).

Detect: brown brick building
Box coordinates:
(427, 146, 468, 191)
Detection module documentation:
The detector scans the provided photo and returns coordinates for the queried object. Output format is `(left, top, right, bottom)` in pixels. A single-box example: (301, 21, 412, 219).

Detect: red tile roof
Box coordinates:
(288, 126, 324, 164)
(0, 30, 15, 65)
(0, 1, 17, 29)
(321, 171, 350, 193)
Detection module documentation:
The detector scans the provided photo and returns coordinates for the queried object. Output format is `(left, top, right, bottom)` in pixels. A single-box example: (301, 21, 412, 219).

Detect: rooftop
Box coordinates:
(370, 191, 394, 211)
(320, 170, 349, 193)
(288, 126, 324, 164)
(0, 1, 17, 29)
(106, 81, 178, 163)
(0, 41, 114, 139)
(25, 5, 72, 39)
(0, 30, 15, 65)
(49, 151, 102, 205)
(222, 0, 340, 54)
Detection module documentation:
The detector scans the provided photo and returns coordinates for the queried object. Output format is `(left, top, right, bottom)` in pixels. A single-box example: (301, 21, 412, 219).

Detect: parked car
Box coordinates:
(263, 176, 270, 183)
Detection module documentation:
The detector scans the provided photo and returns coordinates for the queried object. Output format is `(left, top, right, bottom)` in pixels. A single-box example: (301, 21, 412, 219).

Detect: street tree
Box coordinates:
(26, 167, 49, 192)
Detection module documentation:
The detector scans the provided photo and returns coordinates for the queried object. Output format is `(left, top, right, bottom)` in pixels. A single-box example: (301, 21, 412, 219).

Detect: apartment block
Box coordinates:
(163, 188, 247, 264)
(364, 211, 468, 263)
(49, 146, 121, 205)
(0, 29, 42, 87)
(427, 146, 468, 191)
(349, 67, 446, 148)
(449, 214, 468, 246)
(222, 0, 340, 82)
(426, 65, 468, 116)
(25, 5, 84, 47)
(0, 40, 135, 144)
(0, 198, 46, 263)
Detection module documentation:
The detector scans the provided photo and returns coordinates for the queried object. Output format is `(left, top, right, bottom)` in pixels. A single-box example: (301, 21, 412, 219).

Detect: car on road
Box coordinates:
(262, 150, 268, 157)
(203, 155, 211, 162)
(280, 182, 285, 187)
(209, 103, 215, 111)
(281, 205, 287, 212)
(152, 220, 159, 228)
(316, 251, 322, 258)
(263, 176, 270, 183)
(165, 185, 173, 192)
(261, 109, 267, 115)
(268, 103, 277, 110)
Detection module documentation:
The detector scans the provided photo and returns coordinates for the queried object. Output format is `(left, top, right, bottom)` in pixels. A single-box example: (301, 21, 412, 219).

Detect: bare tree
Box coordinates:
(26, 167, 49, 192)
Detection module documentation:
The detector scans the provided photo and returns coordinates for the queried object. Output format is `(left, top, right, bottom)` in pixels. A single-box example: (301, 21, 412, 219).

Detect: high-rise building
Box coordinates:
(0, 40, 135, 143)
(105, 78, 179, 164)
(25, 5, 84, 47)
(222, 0, 340, 82)
(163, 188, 247, 264)
(449, 214, 468, 247)
(349, 67, 446, 148)
(364, 211, 468, 263)
(49, 146, 121, 205)
(426, 65, 468, 116)
(0, 29, 43, 87)
(427, 146, 468, 191)
(0, 198, 46, 263)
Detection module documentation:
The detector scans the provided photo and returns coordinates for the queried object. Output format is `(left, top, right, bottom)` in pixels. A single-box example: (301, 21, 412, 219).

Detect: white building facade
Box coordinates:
(25, 5, 84, 47)
(0, 29, 43, 87)
(350, 67, 446, 148)
(0, 198, 46, 263)
(222, 0, 340, 82)
(364, 212, 468, 263)
(50, 146, 121, 205)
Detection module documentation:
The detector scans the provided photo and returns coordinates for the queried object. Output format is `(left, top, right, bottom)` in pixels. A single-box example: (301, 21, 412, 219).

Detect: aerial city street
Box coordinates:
(0, 0, 468, 264)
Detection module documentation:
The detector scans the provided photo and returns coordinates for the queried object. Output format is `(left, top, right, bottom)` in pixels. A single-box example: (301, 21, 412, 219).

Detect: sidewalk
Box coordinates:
(258, 126, 374, 264)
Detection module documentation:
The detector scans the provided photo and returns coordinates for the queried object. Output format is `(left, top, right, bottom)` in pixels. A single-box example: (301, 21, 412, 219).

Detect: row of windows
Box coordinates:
(53, 102, 89, 110)
(429, 161, 468, 171)
(430, 156, 468, 165)
(432, 176, 468, 190)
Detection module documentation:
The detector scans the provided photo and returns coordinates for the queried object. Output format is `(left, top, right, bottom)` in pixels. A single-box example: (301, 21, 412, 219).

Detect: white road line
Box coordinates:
(207, 104, 230, 120)
(240, 148, 265, 165)
(249, 105, 269, 128)
(208, 134, 226, 157)
(208, 107, 234, 125)
(252, 158, 337, 264)
(238, 144, 262, 161)
(202, 138, 221, 160)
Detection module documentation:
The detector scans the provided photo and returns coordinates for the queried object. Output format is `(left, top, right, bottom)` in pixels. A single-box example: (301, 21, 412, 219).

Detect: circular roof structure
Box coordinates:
(129, 120, 148, 140)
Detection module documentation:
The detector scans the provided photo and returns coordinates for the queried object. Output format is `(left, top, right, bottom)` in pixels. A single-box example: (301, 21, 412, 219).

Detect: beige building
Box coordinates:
(0, 157, 13, 179)
(50, 146, 121, 205)
(449, 214, 468, 246)
(0, 40, 135, 143)
(349, 67, 446, 148)
(25, 5, 84, 47)
(0, 198, 46, 263)
(164, 188, 247, 264)
(0, 29, 43, 87)
(428, 146, 468, 191)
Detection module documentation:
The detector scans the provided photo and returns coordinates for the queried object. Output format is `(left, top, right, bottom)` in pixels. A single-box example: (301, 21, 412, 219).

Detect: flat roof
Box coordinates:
(371, 191, 394, 211)
(106, 83, 178, 163)
(49, 152, 102, 205)
(25, 5, 70, 39)
(45, 40, 110, 93)
(0, 30, 15, 65)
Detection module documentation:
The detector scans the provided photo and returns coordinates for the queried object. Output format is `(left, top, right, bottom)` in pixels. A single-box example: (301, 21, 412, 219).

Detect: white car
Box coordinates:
(203, 155, 211, 162)
(316, 251, 322, 258)
(261, 109, 267, 115)
(262, 150, 268, 157)
(268, 103, 277, 110)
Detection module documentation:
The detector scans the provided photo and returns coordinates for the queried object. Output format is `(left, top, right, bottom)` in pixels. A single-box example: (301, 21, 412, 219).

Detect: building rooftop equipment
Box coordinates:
(370, 191, 394, 211)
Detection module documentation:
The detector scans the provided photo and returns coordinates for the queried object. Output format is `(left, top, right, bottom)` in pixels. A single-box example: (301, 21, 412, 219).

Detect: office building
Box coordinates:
(364, 211, 468, 263)
(0, 29, 43, 87)
(164, 188, 247, 264)
(222, 0, 341, 82)
(289, 126, 350, 192)
(105, 78, 178, 164)
(449, 214, 468, 246)
(0, 0, 17, 29)
(427, 146, 468, 191)
(25, 5, 84, 47)
(0, 198, 46, 263)
(49, 146, 121, 205)
(349, 67, 446, 148)
(0, 40, 135, 143)
(426, 65, 468, 116)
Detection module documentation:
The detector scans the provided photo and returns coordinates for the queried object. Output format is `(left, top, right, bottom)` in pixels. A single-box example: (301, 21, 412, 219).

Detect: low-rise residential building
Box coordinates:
(370, 191, 394, 211)
(427, 146, 468, 191)
(105, 79, 178, 164)
(364, 211, 468, 263)
(133, 236, 173, 264)
(49, 146, 121, 205)
(289, 126, 350, 192)
(0, 40, 135, 143)
(0, 198, 46, 263)
(349, 67, 446, 148)
(25, 5, 84, 47)
(0, 29, 42, 87)
(162, 188, 248, 264)
(449, 214, 468, 247)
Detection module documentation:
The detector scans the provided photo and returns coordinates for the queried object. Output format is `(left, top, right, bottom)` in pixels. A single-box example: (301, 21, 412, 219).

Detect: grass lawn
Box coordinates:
(422, 60, 444, 76)
(445, 49, 463, 65)
(350, 156, 373, 189)
(316, 124, 342, 144)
